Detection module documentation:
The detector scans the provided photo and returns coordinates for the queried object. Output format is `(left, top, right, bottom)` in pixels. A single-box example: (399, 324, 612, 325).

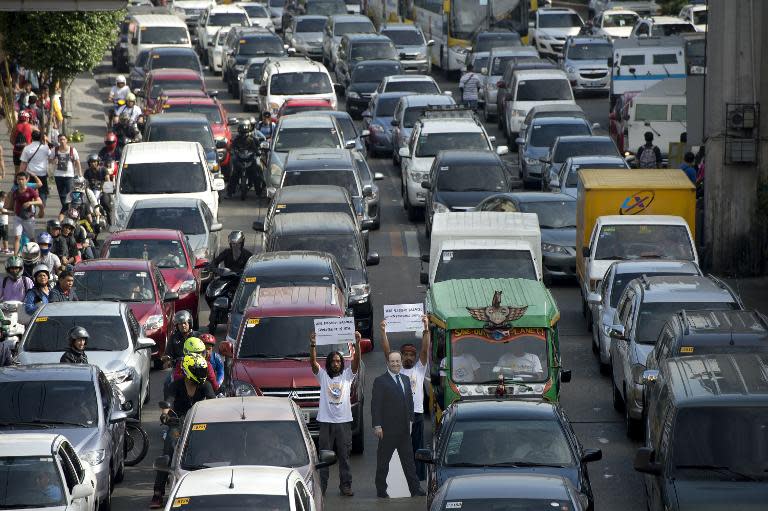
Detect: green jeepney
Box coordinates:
(426, 278, 568, 417)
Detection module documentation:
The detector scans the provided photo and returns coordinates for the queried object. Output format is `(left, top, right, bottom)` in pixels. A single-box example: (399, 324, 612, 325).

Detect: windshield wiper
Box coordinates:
(674, 464, 758, 481)
(499, 461, 569, 468)
(37, 419, 91, 428)
(0, 421, 52, 429)
(445, 462, 487, 467)
(478, 379, 534, 391)
(242, 353, 302, 361)
(598, 255, 627, 260)
(283, 352, 311, 358)
(182, 462, 228, 470)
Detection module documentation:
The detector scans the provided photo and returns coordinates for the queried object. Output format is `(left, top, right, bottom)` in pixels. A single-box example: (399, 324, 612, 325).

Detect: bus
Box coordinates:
(366, 0, 536, 72)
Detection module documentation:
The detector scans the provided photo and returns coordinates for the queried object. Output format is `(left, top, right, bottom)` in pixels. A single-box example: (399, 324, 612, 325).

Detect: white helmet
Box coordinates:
(116, 75, 126, 85)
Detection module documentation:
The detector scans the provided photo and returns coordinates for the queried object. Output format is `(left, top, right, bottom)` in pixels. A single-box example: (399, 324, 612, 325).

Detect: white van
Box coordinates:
(104, 142, 225, 229)
(609, 36, 685, 107)
(258, 57, 337, 116)
(504, 68, 576, 139)
(627, 78, 686, 160)
(127, 14, 191, 65)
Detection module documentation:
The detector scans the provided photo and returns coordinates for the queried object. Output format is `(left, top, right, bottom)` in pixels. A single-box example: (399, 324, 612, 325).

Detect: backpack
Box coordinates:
(637, 145, 657, 169)
(2, 276, 32, 294)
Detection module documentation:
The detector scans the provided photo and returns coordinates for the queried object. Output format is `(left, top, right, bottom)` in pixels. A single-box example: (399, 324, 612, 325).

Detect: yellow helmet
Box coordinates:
(183, 337, 205, 356)
(181, 354, 208, 384)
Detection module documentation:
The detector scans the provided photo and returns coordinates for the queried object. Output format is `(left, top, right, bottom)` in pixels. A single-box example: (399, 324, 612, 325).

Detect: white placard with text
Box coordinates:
(384, 303, 424, 333)
(313, 317, 355, 345)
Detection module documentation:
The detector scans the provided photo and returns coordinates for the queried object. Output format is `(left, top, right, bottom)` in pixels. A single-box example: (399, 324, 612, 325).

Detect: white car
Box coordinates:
(590, 9, 639, 39)
(531, 7, 584, 59)
(0, 433, 97, 511)
(258, 57, 337, 116)
(206, 26, 233, 74)
(164, 466, 315, 511)
(629, 15, 696, 38)
(195, 4, 250, 55)
(104, 142, 225, 230)
(236, 2, 274, 29)
(678, 4, 707, 32)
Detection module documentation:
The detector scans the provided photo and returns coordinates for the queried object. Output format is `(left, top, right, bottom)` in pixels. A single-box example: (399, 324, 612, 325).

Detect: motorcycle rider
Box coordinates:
(60, 176, 101, 232)
(36, 232, 62, 275)
(47, 219, 71, 265)
(108, 75, 130, 103)
(0, 256, 33, 302)
(200, 333, 225, 388)
(98, 133, 121, 174)
(150, 353, 214, 508)
(210, 231, 252, 274)
(23, 264, 51, 318)
(170, 336, 219, 392)
(84, 153, 109, 185)
(256, 111, 276, 139)
(228, 120, 263, 198)
(60, 218, 81, 263)
(60, 326, 89, 364)
(115, 92, 142, 124)
(165, 310, 197, 364)
(112, 111, 142, 151)
(20, 241, 41, 279)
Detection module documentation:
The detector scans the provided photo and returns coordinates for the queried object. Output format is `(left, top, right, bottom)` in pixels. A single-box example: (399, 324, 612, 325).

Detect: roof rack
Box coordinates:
(420, 105, 479, 121)
(679, 309, 691, 335)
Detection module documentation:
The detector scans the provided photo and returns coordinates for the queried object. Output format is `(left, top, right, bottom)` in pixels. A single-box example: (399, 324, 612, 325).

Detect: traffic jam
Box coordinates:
(2, 0, 766, 511)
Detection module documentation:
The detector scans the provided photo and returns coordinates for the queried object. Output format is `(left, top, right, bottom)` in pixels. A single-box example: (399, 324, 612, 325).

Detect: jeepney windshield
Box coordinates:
(443, 328, 548, 383)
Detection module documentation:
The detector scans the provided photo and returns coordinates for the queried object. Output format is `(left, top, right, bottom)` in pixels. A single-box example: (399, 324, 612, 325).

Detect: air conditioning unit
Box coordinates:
(726, 103, 757, 131)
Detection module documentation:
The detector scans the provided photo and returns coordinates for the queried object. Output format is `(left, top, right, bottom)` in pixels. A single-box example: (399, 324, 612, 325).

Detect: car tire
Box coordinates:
(591, 325, 599, 354)
(114, 454, 125, 484)
(612, 380, 624, 412)
(405, 197, 420, 222)
(99, 473, 112, 511)
(625, 386, 642, 439)
(352, 408, 364, 454)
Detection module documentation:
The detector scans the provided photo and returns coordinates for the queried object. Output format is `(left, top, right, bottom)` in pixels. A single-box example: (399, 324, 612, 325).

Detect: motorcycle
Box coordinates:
(204, 267, 241, 333)
(88, 179, 112, 230)
(0, 301, 25, 352)
(229, 146, 261, 200)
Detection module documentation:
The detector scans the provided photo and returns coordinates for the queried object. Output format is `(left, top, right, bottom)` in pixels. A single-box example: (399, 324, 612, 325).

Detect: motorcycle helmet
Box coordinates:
(67, 207, 80, 221)
(47, 219, 62, 232)
(74, 227, 87, 245)
(118, 111, 130, 123)
(173, 310, 193, 327)
(19, 111, 31, 122)
(228, 230, 245, 251)
(36, 232, 52, 246)
(32, 264, 50, 281)
(104, 132, 117, 147)
(62, 217, 76, 230)
(68, 326, 89, 346)
(181, 354, 208, 385)
(200, 333, 216, 346)
(115, 75, 126, 86)
(5, 256, 23, 280)
(237, 121, 251, 135)
(73, 176, 86, 191)
(21, 242, 40, 265)
(183, 337, 206, 356)
(87, 153, 100, 164)
(126, 92, 136, 102)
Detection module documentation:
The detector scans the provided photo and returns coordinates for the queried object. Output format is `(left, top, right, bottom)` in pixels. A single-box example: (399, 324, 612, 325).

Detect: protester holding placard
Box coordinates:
(309, 329, 362, 498)
(380, 315, 430, 481)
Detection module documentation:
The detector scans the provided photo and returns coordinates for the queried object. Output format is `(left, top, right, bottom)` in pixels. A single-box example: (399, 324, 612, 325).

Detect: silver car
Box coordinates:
(16, 301, 155, 419)
(285, 15, 327, 59)
(559, 36, 612, 94)
(480, 46, 538, 123)
(238, 57, 269, 111)
(158, 397, 337, 511)
(321, 14, 375, 70)
(587, 260, 702, 373)
(549, 155, 629, 198)
(379, 23, 433, 73)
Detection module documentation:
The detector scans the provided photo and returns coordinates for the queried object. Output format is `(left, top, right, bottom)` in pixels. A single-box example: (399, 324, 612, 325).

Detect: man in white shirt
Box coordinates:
(108, 75, 130, 103)
(496, 344, 544, 377)
(309, 330, 361, 498)
(380, 315, 430, 481)
(440, 342, 481, 383)
(19, 130, 51, 204)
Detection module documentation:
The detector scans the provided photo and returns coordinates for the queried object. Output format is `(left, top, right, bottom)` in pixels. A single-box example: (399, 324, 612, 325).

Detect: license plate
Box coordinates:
(302, 411, 310, 423)
(584, 82, 605, 88)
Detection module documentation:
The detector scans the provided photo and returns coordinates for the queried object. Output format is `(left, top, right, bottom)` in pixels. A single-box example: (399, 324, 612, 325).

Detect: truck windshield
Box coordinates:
(445, 330, 548, 383)
(435, 250, 537, 282)
(594, 224, 695, 261)
(237, 316, 349, 357)
(636, 301, 737, 344)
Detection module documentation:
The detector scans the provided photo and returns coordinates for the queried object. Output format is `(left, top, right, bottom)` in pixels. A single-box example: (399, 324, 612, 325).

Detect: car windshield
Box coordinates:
(181, 420, 309, 469)
(208, 13, 249, 26)
(234, 274, 336, 314)
(296, 18, 327, 32)
(128, 207, 206, 235)
(334, 21, 374, 36)
(0, 457, 67, 508)
(105, 239, 188, 269)
(24, 315, 130, 351)
(382, 29, 424, 46)
(0, 381, 98, 427)
(239, 37, 285, 56)
(472, 55, 489, 72)
(150, 53, 199, 71)
(444, 418, 574, 466)
(147, 124, 214, 150)
(594, 224, 695, 261)
(242, 4, 270, 17)
(214, 28, 232, 45)
(516, 200, 576, 229)
(150, 79, 203, 97)
(564, 163, 626, 187)
(434, 250, 538, 282)
(384, 80, 439, 94)
(238, 316, 349, 357)
(490, 55, 523, 75)
(351, 41, 397, 61)
(475, 34, 522, 52)
(164, 104, 223, 124)
(281, 103, 332, 116)
(553, 140, 617, 162)
(567, 43, 612, 60)
(516, 79, 572, 101)
(693, 10, 708, 25)
(306, 0, 346, 15)
(274, 127, 339, 151)
(283, 170, 359, 197)
(446, 330, 548, 383)
(636, 301, 737, 344)
(270, 72, 333, 95)
(141, 27, 189, 45)
(270, 0, 283, 6)
(609, 271, 697, 307)
(119, 162, 207, 194)
(352, 63, 400, 83)
(672, 406, 768, 481)
(436, 163, 507, 192)
(415, 132, 488, 157)
(374, 97, 400, 117)
(530, 123, 590, 148)
(245, 63, 263, 79)
(273, 234, 361, 270)
(162, 493, 289, 511)
(651, 23, 695, 36)
(403, 104, 450, 127)
(539, 13, 582, 28)
(74, 270, 156, 302)
(603, 13, 638, 27)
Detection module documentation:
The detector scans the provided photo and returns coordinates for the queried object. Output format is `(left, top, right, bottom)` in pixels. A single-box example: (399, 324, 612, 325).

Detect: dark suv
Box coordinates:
(144, 112, 226, 173)
(334, 34, 397, 87)
(223, 28, 288, 97)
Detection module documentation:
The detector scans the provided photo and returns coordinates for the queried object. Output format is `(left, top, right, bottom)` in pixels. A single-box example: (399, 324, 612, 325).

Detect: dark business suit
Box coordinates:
(371, 371, 421, 496)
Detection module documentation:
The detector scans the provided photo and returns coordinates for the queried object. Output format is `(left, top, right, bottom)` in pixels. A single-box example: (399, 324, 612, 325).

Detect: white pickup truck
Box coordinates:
(420, 212, 542, 286)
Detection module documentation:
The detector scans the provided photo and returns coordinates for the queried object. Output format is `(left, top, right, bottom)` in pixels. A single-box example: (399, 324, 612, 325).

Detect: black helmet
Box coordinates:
(47, 219, 62, 231)
(228, 230, 244, 250)
(237, 120, 251, 135)
(68, 326, 89, 342)
(174, 310, 193, 327)
(74, 227, 87, 244)
(87, 153, 100, 164)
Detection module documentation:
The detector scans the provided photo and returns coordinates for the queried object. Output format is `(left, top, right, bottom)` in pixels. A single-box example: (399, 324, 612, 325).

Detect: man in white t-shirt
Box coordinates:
(496, 345, 544, 377)
(440, 346, 481, 383)
(310, 329, 361, 498)
(19, 130, 51, 204)
(380, 314, 430, 481)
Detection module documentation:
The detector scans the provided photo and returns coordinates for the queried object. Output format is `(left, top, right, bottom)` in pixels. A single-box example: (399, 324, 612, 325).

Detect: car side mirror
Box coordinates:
(560, 369, 572, 383)
(480, 66, 488, 74)
(360, 338, 373, 354)
(228, 117, 239, 126)
(259, 85, 267, 95)
(443, 91, 452, 97)
(71, 483, 94, 501)
(103, 181, 115, 194)
(316, 449, 337, 469)
(109, 410, 128, 424)
(398, 147, 410, 158)
(212, 178, 226, 191)
(361, 219, 375, 230)
(366, 252, 380, 266)
(260, 141, 270, 151)
(207, 41, 214, 47)
(360, 129, 370, 137)
(163, 291, 179, 302)
(213, 296, 230, 311)
(414, 449, 434, 463)
(496, 145, 509, 155)
(497, 80, 505, 88)
(194, 258, 209, 269)
(362, 184, 373, 197)
(210, 222, 223, 232)
(587, 292, 602, 305)
(374, 172, 384, 180)
(488, 135, 496, 143)
(215, 139, 227, 149)
(390, 118, 399, 126)
(427, 39, 434, 46)
(219, 340, 234, 358)
(153, 455, 171, 472)
(550, 178, 560, 188)
(137, 337, 155, 350)
(344, 140, 356, 149)
(582, 246, 590, 258)
(634, 447, 662, 475)
(420, 254, 430, 262)
(609, 324, 626, 340)
(421, 180, 431, 189)
(592, 122, 601, 130)
(515, 137, 524, 145)
(287, 47, 296, 55)
(582, 448, 602, 463)
(642, 369, 660, 385)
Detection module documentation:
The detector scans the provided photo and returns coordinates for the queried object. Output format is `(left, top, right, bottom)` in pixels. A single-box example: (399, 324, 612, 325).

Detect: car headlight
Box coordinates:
(106, 367, 135, 384)
(524, 157, 540, 166)
(347, 91, 360, 99)
(233, 380, 257, 396)
(144, 314, 164, 332)
(409, 170, 428, 183)
(178, 279, 196, 295)
(567, 66, 575, 74)
(350, 283, 370, 303)
(631, 363, 646, 385)
(82, 449, 105, 466)
(433, 202, 449, 213)
(542, 242, 568, 255)
(450, 45, 469, 55)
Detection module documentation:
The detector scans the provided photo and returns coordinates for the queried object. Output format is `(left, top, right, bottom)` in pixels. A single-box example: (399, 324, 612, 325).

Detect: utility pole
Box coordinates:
(703, 0, 768, 275)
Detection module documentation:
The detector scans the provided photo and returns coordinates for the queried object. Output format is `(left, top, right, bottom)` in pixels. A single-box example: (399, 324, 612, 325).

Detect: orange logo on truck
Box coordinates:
(619, 190, 655, 215)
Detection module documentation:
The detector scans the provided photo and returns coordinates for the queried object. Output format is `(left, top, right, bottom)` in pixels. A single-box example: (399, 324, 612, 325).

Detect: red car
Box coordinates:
(138, 68, 207, 113)
(218, 285, 372, 451)
(100, 229, 208, 329)
(276, 98, 334, 121)
(160, 96, 236, 171)
(73, 258, 178, 367)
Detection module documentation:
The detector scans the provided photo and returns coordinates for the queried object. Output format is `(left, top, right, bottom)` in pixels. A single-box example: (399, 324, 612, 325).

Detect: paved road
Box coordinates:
(104, 56, 645, 511)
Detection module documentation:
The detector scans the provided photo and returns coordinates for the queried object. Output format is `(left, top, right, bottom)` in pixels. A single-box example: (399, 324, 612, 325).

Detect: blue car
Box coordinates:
(362, 91, 410, 157)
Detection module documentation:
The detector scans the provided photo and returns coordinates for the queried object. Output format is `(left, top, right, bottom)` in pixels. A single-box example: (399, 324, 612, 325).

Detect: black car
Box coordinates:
(430, 473, 587, 511)
(344, 60, 402, 118)
(335, 34, 397, 90)
(143, 113, 226, 171)
(224, 29, 288, 97)
(423, 150, 517, 236)
(144, 46, 204, 78)
(255, 184, 363, 234)
(464, 29, 523, 72)
(264, 212, 378, 339)
(128, 49, 152, 92)
(416, 400, 601, 510)
(224, 250, 349, 342)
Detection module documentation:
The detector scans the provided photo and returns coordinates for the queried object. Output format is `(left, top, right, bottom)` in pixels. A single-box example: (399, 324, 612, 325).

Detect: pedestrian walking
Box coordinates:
(19, 130, 51, 204)
(636, 131, 662, 169)
(379, 315, 431, 481)
(309, 330, 362, 497)
(458, 64, 482, 110)
(10, 111, 34, 172)
(679, 152, 697, 185)
(50, 133, 82, 208)
(371, 351, 425, 498)
(4, 172, 43, 254)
